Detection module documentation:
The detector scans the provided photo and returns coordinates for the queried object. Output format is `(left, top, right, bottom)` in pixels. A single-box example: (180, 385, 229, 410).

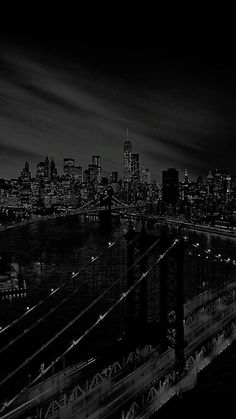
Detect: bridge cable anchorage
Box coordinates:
(0, 232, 131, 356)
(0, 234, 160, 411)
(0, 237, 159, 412)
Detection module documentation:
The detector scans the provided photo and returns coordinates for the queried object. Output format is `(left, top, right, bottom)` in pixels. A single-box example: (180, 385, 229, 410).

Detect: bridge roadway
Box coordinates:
(3, 280, 236, 418)
(152, 217, 236, 238)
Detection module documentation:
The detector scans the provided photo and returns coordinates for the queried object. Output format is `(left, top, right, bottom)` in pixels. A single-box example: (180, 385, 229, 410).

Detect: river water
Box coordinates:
(1, 217, 236, 416)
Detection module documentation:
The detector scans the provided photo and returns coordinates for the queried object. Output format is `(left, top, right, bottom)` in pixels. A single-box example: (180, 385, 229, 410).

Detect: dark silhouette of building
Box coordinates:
(110, 171, 118, 183)
(20, 162, 31, 182)
(162, 168, 179, 206)
(50, 157, 58, 181)
(36, 162, 45, 179)
(44, 157, 50, 179)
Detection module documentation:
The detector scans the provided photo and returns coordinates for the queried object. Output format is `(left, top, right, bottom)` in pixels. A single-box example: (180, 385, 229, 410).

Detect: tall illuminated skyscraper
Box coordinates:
(123, 128, 132, 182)
(92, 155, 102, 182)
(131, 153, 139, 181)
(63, 158, 75, 177)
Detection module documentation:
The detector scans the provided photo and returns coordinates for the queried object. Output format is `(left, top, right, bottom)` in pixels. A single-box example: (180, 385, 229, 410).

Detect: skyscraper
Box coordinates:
(123, 128, 132, 182)
(131, 153, 140, 181)
(162, 168, 179, 205)
(72, 166, 83, 183)
(44, 156, 50, 179)
(36, 162, 45, 178)
(50, 157, 58, 181)
(20, 162, 31, 182)
(140, 163, 151, 184)
(110, 171, 118, 183)
(92, 155, 102, 182)
(63, 158, 75, 177)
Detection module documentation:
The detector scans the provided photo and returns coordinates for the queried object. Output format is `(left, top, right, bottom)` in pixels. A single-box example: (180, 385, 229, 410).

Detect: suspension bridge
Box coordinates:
(68, 191, 147, 228)
(1, 217, 236, 418)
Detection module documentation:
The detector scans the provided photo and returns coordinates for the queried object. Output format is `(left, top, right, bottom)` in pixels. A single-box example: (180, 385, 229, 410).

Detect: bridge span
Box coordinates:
(1, 223, 236, 418)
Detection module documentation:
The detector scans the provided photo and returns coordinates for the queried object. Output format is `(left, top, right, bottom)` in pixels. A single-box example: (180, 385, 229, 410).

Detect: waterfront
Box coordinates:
(1, 217, 236, 416)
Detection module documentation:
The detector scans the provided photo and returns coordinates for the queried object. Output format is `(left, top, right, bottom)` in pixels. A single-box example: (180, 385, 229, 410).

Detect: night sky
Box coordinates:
(1, 34, 236, 182)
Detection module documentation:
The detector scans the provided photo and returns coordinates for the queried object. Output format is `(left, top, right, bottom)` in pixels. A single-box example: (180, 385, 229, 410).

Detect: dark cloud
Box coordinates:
(0, 41, 236, 181)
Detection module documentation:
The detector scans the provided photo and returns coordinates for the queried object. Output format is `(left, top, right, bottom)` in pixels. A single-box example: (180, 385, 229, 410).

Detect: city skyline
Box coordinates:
(0, 148, 234, 184)
(1, 39, 236, 182)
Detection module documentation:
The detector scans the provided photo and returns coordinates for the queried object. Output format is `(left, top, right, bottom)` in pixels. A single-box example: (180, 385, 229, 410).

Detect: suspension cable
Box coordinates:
(0, 234, 160, 410)
(0, 231, 130, 337)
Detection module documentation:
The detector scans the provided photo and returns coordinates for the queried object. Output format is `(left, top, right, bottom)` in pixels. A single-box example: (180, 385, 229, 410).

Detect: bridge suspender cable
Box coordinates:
(0, 234, 145, 390)
(77, 198, 96, 211)
(0, 234, 159, 411)
(0, 232, 128, 337)
(0, 233, 140, 355)
(0, 288, 61, 336)
(25, 239, 179, 388)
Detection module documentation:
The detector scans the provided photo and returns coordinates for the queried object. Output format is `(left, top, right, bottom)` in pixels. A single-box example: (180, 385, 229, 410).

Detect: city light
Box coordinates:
(2, 56, 236, 417)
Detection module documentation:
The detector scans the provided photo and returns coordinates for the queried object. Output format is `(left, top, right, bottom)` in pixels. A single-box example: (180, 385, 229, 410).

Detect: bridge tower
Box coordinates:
(99, 187, 113, 230)
(159, 227, 186, 366)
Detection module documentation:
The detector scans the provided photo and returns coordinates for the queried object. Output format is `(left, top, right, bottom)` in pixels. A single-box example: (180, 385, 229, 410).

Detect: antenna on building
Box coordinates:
(127, 126, 129, 139)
